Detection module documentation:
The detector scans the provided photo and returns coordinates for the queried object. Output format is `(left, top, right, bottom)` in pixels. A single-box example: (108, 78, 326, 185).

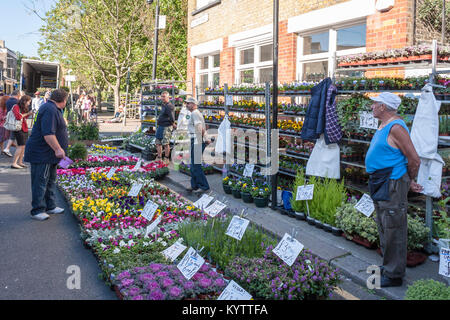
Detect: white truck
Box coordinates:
(20, 59, 60, 95)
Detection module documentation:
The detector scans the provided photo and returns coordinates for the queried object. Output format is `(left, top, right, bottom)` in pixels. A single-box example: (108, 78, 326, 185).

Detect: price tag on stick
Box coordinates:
(359, 111, 379, 130)
(193, 194, 214, 210)
(218, 280, 252, 300)
(204, 200, 227, 217)
(132, 159, 142, 171)
(225, 216, 250, 241)
(128, 182, 143, 197)
(295, 184, 314, 201)
(273, 233, 304, 267)
(161, 240, 187, 262)
(439, 247, 450, 277)
(243, 164, 255, 177)
(354, 194, 375, 217)
(106, 167, 117, 179)
(145, 215, 162, 236)
(177, 247, 205, 280)
(141, 200, 158, 222)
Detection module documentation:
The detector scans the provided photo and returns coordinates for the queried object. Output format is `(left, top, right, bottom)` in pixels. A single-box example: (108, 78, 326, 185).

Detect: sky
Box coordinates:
(0, 0, 56, 58)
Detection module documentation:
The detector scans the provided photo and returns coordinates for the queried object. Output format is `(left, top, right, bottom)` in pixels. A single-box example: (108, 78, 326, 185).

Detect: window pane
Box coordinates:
(213, 73, 220, 87)
(303, 32, 329, 55)
(337, 24, 366, 51)
(260, 44, 273, 62)
(200, 74, 209, 89)
(196, 0, 210, 9)
(302, 61, 328, 81)
(213, 54, 220, 68)
(259, 67, 273, 84)
(200, 56, 208, 70)
(240, 48, 254, 65)
(240, 69, 254, 84)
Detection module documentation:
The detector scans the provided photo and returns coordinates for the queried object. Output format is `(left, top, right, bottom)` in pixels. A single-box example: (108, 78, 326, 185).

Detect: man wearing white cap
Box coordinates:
(185, 97, 210, 192)
(365, 92, 423, 288)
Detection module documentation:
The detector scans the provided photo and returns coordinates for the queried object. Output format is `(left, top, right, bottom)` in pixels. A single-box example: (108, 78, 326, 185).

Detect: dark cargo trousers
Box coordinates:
(373, 173, 410, 279)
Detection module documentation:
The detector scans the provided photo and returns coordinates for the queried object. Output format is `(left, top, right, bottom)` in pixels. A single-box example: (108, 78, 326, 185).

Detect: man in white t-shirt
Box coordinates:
(185, 97, 210, 192)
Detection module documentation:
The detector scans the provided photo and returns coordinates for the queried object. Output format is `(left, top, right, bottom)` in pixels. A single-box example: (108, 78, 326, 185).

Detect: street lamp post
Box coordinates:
(147, 0, 160, 80)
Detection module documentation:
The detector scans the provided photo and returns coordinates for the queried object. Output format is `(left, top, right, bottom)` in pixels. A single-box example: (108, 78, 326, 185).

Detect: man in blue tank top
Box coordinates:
(365, 92, 423, 288)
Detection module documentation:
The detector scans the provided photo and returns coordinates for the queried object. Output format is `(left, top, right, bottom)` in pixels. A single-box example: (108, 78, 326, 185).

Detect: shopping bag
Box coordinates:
(305, 134, 340, 179)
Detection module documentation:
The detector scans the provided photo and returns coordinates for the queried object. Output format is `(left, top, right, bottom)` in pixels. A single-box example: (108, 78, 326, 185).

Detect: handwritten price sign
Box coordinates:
(132, 159, 143, 171)
(439, 247, 450, 278)
(243, 164, 255, 177)
(177, 247, 205, 280)
(225, 216, 250, 241)
(359, 111, 379, 130)
(295, 184, 314, 201)
(127, 182, 143, 197)
(106, 167, 117, 179)
(218, 280, 252, 300)
(145, 216, 162, 236)
(161, 240, 187, 262)
(204, 200, 227, 217)
(141, 200, 159, 222)
(193, 194, 214, 210)
(354, 194, 375, 217)
(225, 95, 233, 106)
(273, 233, 304, 267)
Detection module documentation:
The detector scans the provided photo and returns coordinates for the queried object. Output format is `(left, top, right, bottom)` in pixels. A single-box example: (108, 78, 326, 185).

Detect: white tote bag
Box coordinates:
(3, 110, 22, 131)
(306, 134, 340, 179)
(215, 115, 231, 154)
(416, 156, 444, 198)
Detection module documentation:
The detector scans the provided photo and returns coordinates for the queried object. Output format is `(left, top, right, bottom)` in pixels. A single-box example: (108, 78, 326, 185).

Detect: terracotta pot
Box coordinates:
(343, 233, 377, 249)
(419, 54, 432, 60)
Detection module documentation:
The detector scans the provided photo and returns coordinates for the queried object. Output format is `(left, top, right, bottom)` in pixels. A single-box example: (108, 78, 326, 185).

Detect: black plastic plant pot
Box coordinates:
(323, 223, 332, 232)
(306, 216, 315, 225)
(331, 227, 343, 237)
(287, 210, 297, 218)
(314, 219, 323, 229)
(241, 192, 253, 203)
(295, 211, 306, 220)
(223, 185, 232, 194)
(254, 197, 268, 208)
(231, 189, 241, 199)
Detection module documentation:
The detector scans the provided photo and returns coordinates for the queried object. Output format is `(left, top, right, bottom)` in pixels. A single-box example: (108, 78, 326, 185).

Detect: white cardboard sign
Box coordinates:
(193, 194, 214, 210)
(273, 233, 304, 267)
(243, 164, 255, 177)
(225, 216, 250, 241)
(295, 184, 314, 201)
(204, 200, 227, 217)
(359, 111, 379, 130)
(145, 215, 162, 236)
(128, 182, 143, 197)
(354, 194, 375, 217)
(141, 200, 159, 222)
(161, 240, 187, 262)
(177, 247, 205, 280)
(106, 167, 116, 179)
(439, 247, 450, 277)
(132, 159, 142, 171)
(225, 95, 233, 106)
(217, 280, 252, 300)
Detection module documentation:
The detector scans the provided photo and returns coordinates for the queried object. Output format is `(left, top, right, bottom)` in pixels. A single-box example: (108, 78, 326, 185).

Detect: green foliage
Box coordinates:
(435, 197, 450, 239)
(407, 216, 430, 251)
(405, 279, 450, 300)
(290, 169, 307, 213)
(417, 0, 450, 39)
(177, 216, 277, 270)
(68, 122, 99, 141)
(68, 142, 88, 160)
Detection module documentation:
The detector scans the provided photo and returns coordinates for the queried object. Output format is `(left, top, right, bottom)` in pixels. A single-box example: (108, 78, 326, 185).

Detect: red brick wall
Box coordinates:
(220, 37, 235, 87)
(278, 20, 297, 83)
(187, 47, 195, 95)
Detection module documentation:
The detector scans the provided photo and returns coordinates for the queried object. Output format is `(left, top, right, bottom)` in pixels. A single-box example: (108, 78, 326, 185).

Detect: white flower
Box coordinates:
(119, 240, 126, 247)
(113, 248, 120, 254)
(160, 241, 167, 246)
(143, 242, 149, 247)
(100, 244, 106, 249)
(128, 240, 135, 246)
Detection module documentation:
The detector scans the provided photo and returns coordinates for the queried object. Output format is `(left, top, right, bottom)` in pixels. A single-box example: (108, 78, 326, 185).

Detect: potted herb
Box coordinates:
(222, 176, 233, 194)
(231, 179, 243, 199)
(251, 184, 270, 208)
(240, 180, 254, 203)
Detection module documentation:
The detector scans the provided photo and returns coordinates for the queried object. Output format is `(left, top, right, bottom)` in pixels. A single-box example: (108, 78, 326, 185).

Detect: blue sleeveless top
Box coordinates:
(365, 119, 409, 180)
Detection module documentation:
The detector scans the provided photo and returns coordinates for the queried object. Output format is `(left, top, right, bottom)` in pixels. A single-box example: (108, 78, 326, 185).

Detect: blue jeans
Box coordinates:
(190, 138, 209, 190)
(30, 163, 58, 216)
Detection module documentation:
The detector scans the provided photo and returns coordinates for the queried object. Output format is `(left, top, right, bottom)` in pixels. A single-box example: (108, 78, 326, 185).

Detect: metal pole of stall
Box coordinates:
(442, 0, 446, 45)
(152, 0, 160, 81)
(271, 0, 279, 209)
(123, 67, 130, 127)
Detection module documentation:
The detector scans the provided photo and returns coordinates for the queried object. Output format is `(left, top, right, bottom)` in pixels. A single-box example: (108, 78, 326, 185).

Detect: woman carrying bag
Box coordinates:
(10, 95, 32, 169)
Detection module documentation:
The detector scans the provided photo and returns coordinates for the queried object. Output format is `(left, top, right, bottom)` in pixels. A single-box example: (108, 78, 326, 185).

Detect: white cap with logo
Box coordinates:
(370, 92, 401, 110)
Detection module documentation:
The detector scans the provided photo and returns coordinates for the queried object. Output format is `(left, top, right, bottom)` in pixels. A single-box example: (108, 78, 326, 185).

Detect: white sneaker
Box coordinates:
(31, 213, 50, 221)
(47, 207, 64, 214)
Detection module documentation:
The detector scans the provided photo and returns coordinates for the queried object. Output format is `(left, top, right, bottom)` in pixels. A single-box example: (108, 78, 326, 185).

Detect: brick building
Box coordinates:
(0, 40, 18, 94)
(187, 0, 447, 94)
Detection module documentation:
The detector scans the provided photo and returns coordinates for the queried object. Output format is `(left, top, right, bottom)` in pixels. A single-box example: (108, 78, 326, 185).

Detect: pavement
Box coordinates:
(0, 150, 116, 300)
(160, 166, 448, 301)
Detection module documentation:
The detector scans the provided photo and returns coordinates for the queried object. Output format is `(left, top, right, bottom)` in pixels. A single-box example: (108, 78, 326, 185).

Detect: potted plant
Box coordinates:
(241, 180, 254, 203)
(231, 179, 243, 199)
(222, 176, 233, 194)
(251, 185, 270, 208)
(405, 279, 450, 300)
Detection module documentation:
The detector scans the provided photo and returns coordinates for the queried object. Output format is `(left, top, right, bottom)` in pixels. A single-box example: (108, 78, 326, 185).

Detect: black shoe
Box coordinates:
(380, 275, 402, 288)
(198, 188, 210, 193)
(186, 186, 199, 192)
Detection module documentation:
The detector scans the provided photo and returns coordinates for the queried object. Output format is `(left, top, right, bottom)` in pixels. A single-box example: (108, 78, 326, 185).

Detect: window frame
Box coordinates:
(196, 52, 220, 90)
(235, 41, 274, 84)
(296, 20, 367, 81)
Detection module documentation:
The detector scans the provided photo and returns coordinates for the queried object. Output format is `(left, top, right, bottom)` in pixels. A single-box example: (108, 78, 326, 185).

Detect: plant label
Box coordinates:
(177, 247, 205, 280)
(439, 247, 450, 277)
(145, 215, 162, 236)
(204, 200, 227, 217)
(193, 194, 214, 210)
(225, 216, 250, 241)
(354, 194, 375, 217)
(58, 157, 73, 169)
(225, 95, 233, 106)
(243, 164, 255, 177)
(141, 200, 158, 222)
(132, 159, 142, 171)
(217, 280, 252, 300)
(295, 184, 314, 201)
(106, 167, 117, 179)
(273, 233, 304, 267)
(161, 240, 187, 262)
(128, 182, 143, 197)
(359, 111, 379, 130)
